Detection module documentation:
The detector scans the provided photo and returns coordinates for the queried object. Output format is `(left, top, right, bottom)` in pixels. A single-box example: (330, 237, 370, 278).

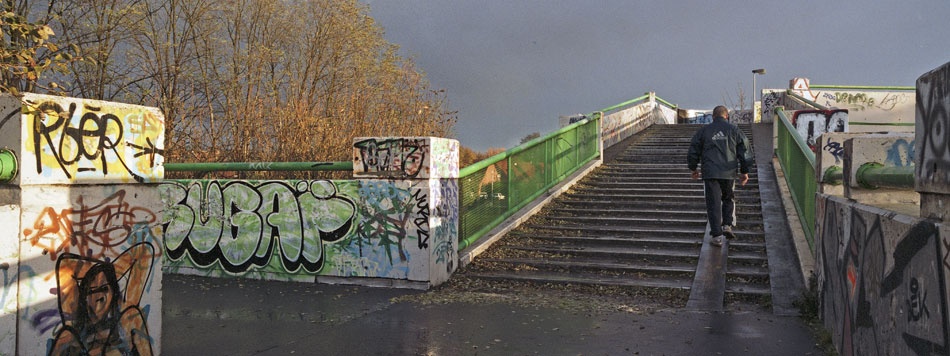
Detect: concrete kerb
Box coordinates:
(771, 156, 816, 281)
(458, 157, 604, 267)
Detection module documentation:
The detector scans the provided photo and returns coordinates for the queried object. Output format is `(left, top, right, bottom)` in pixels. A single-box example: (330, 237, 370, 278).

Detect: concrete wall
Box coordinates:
(916, 61, 950, 221)
(161, 136, 459, 287)
(0, 93, 165, 356)
(602, 98, 673, 149)
(159, 178, 458, 286)
(816, 194, 949, 356)
(814, 90, 915, 133)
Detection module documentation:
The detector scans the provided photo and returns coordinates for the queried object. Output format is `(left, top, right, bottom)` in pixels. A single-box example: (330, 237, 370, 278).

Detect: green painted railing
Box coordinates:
(654, 95, 676, 109)
(809, 85, 915, 91)
(775, 107, 817, 250)
(164, 161, 353, 172)
(458, 115, 600, 250)
(599, 94, 650, 113)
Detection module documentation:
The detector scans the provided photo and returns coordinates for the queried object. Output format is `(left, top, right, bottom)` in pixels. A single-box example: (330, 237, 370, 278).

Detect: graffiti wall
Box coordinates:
(916, 62, 950, 195)
(160, 179, 458, 284)
(0, 93, 165, 185)
(17, 185, 164, 356)
(0, 189, 19, 356)
(791, 109, 849, 150)
(816, 194, 949, 356)
(353, 137, 459, 179)
(815, 90, 915, 132)
(602, 101, 657, 149)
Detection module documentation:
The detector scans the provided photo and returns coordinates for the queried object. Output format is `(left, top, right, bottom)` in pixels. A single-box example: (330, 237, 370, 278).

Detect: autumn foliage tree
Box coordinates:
(15, 0, 457, 178)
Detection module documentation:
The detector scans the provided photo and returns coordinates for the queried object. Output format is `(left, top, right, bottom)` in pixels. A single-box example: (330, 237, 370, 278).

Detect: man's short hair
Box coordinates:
(713, 106, 729, 119)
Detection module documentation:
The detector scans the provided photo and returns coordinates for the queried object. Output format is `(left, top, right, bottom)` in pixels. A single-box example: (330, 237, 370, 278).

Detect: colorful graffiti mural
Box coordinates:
(15, 93, 165, 184)
(160, 179, 457, 282)
(816, 194, 949, 355)
(16, 185, 163, 356)
(792, 109, 849, 150)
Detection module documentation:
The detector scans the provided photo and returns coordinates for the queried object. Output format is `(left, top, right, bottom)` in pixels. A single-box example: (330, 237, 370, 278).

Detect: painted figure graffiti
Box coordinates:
(48, 242, 155, 356)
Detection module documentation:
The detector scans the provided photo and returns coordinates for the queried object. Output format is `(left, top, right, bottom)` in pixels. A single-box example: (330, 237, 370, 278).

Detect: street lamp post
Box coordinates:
(752, 68, 766, 105)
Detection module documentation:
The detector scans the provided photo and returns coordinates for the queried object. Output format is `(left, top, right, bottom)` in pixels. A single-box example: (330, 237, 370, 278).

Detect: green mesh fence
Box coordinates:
(775, 108, 817, 251)
(458, 116, 600, 251)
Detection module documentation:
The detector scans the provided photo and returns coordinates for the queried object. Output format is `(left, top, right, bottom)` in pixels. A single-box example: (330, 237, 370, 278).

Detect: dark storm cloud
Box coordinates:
(366, 0, 950, 151)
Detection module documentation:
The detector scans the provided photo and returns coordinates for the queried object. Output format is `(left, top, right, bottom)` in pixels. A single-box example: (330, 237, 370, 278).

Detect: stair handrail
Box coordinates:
(785, 89, 829, 111)
(775, 106, 818, 249)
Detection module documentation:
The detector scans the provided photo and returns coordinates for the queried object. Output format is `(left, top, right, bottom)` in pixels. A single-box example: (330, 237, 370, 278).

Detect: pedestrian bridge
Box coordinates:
(1, 61, 948, 355)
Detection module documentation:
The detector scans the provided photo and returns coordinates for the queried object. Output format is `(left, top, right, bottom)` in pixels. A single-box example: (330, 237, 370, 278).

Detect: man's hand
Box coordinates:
(740, 173, 749, 186)
(691, 170, 701, 180)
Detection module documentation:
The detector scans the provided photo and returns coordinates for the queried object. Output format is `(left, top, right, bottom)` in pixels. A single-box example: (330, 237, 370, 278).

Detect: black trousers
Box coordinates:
(703, 179, 736, 236)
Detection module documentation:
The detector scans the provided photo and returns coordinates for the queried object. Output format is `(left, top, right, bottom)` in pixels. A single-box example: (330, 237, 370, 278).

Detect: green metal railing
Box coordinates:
(164, 161, 353, 172)
(775, 107, 817, 249)
(786, 90, 829, 110)
(457, 114, 601, 251)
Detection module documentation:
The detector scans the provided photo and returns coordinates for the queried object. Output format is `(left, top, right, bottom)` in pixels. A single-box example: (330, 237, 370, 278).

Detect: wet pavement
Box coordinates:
(162, 274, 824, 356)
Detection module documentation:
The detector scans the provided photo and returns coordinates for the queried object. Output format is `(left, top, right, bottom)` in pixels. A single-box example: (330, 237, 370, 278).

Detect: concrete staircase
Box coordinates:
(464, 123, 772, 306)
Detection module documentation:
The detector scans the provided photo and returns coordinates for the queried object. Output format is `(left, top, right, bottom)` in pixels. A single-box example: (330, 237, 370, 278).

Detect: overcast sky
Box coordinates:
(365, 0, 950, 151)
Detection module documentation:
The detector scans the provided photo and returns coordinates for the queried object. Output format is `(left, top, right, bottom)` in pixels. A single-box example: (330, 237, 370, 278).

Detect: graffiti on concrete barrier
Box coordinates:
(161, 180, 357, 274)
(792, 110, 849, 150)
(48, 243, 155, 356)
(603, 102, 654, 148)
(916, 64, 950, 193)
(688, 113, 712, 124)
(161, 179, 448, 280)
(817, 195, 948, 355)
(22, 190, 160, 261)
(885, 139, 916, 167)
(22, 95, 165, 183)
(730, 109, 754, 124)
(353, 138, 428, 178)
(824, 140, 845, 164)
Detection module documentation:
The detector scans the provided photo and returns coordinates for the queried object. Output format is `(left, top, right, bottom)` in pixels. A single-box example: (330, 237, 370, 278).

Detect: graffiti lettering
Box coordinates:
(792, 109, 848, 150)
(354, 138, 428, 178)
(27, 101, 164, 183)
(885, 139, 916, 167)
(411, 189, 430, 249)
(817, 195, 948, 355)
(824, 140, 844, 164)
(22, 190, 158, 260)
(161, 180, 357, 274)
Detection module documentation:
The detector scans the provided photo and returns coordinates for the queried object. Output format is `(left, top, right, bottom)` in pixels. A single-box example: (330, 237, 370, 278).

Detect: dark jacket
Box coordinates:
(687, 117, 753, 180)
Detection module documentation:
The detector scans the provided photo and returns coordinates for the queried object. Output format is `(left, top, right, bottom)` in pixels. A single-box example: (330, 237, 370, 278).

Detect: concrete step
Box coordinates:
(524, 224, 763, 239)
(571, 187, 762, 197)
(561, 192, 762, 204)
(481, 257, 697, 276)
(539, 215, 707, 227)
(506, 245, 700, 260)
(725, 282, 771, 296)
(547, 207, 762, 220)
(583, 181, 761, 190)
(556, 199, 762, 211)
(469, 271, 693, 290)
(512, 233, 703, 249)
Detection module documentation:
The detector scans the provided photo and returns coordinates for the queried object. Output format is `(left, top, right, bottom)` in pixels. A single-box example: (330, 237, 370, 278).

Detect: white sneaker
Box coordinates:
(711, 235, 725, 247)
